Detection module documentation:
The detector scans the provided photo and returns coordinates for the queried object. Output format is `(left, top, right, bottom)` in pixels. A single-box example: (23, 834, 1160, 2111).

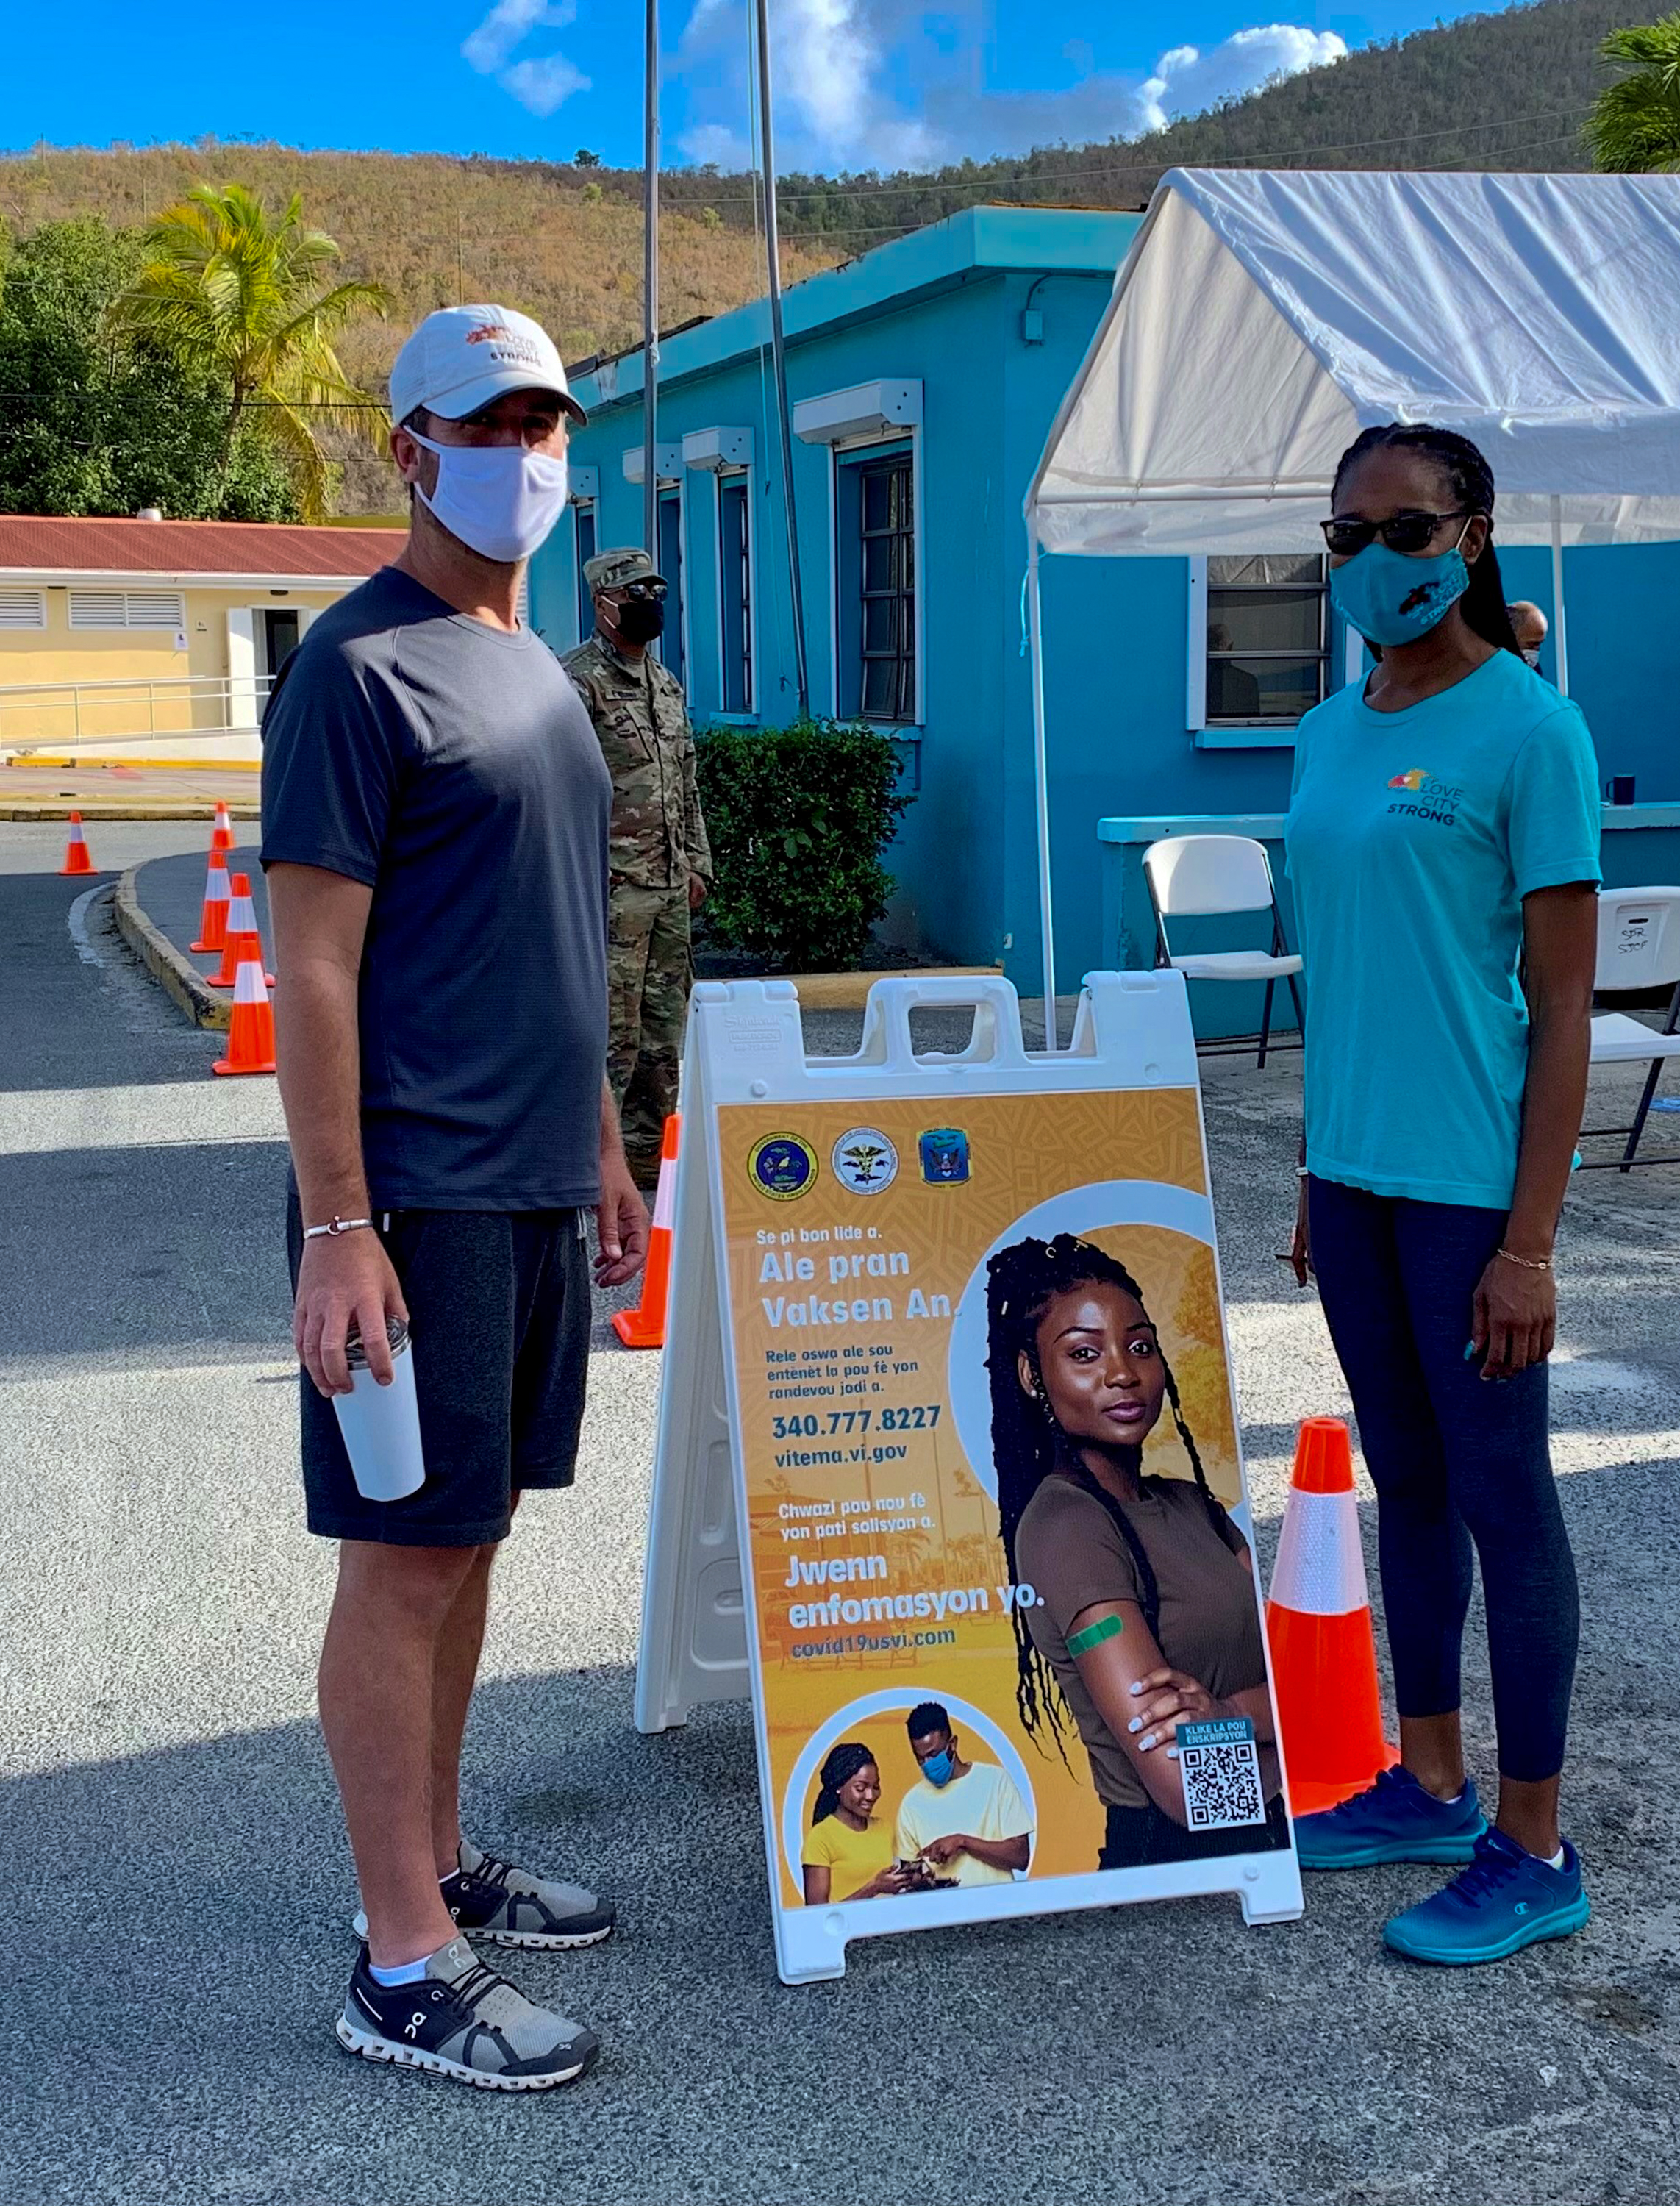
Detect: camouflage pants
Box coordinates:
(607, 882, 693, 1156)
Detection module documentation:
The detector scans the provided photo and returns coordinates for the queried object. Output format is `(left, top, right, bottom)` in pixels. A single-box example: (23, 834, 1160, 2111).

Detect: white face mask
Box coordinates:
(406, 429, 568, 565)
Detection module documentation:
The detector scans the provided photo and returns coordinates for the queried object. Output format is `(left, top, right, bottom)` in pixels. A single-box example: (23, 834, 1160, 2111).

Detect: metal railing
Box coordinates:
(0, 672, 277, 754)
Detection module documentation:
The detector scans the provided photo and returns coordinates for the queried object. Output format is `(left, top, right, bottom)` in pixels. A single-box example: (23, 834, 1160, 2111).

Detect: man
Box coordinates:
(261, 304, 647, 2092)
(1509, 600, 1549, 669)
(564, 550, 712, 1185)
(893, 1700, 1034, 1888)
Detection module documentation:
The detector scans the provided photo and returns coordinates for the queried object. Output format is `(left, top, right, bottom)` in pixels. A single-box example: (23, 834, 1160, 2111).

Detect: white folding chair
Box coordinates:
(1142, 834, 1304, 1068)
(1581, 885, 1680, 1170)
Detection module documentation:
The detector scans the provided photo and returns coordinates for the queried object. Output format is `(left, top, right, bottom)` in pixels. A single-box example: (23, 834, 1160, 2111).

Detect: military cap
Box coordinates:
(585, 546, 665, 594)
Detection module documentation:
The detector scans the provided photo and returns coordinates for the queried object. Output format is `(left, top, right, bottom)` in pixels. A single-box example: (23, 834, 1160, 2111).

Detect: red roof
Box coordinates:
(0, 515, 406, 579)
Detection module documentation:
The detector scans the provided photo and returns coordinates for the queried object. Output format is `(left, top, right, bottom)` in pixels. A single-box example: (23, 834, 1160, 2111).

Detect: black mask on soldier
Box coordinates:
(614, 598, 665, 645)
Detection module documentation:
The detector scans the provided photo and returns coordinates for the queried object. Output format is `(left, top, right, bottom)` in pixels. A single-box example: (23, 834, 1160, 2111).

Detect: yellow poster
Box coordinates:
(714, 1086, 1293, 1935)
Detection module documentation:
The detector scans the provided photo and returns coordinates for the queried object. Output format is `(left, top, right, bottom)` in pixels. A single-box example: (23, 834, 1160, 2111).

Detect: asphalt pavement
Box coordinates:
(4, 821, 1680, 2206)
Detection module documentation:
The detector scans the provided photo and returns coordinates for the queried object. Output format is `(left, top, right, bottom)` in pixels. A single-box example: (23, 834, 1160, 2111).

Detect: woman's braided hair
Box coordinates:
(812, 1741, 875, 1825)
(985, 1233, 1226, 1747)
(1333, 422, 1522, 658)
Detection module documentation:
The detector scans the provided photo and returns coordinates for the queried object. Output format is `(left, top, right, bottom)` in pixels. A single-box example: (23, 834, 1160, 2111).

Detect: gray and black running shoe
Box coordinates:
(352, 1840, 616, 1951)
(337, 1936, 598, 2091)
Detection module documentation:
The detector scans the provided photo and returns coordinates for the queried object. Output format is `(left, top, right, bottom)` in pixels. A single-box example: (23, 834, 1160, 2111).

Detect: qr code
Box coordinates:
(1179, 1718, 1267, 1832)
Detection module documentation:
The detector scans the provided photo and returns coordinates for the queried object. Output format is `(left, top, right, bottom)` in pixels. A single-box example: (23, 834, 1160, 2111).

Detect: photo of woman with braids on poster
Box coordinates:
(987, 1233, 1288, 1870)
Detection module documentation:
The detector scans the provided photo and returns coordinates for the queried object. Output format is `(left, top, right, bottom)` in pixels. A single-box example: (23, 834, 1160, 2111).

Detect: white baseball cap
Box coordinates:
(388, 304, 586, 427)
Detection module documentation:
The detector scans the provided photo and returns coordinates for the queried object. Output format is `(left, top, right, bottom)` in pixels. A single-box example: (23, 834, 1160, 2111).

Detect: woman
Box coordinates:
(1284, 423, 1599, 1966)
(799, 1743, 918, 1905)
(990, 1234, 1287, 1870)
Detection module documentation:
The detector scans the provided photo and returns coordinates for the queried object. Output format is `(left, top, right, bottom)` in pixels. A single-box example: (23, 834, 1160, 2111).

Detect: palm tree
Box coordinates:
(1585, 11, 1680, 173)
(117, 184, 390, 521)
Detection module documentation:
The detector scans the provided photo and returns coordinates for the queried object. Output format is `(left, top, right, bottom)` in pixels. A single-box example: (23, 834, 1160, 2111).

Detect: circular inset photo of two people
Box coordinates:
(785, 1693, 1037, 1905)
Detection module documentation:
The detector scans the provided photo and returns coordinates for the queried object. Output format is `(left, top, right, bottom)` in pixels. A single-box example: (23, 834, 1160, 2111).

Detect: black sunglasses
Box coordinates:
(610, 579, 668, 603)
(1320, 510, 1472, 557)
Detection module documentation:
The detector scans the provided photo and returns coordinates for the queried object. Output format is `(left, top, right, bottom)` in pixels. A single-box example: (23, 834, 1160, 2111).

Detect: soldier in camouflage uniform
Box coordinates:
(563, 547, 712, 1181)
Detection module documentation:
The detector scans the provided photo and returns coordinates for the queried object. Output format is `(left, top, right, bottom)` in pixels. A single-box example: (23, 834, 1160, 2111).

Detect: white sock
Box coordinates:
(368, 1954, 431, 1988)
(1548, 1846, 1565, 1870)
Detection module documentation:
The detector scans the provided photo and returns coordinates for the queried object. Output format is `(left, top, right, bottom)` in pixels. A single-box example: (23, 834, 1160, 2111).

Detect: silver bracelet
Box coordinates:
(303, 1215, 376, 1241)
(1495, 1244, 1552, 1273)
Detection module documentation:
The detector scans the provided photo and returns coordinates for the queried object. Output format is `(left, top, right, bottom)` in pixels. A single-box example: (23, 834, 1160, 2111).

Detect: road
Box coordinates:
(4, 821, 1679, 2206)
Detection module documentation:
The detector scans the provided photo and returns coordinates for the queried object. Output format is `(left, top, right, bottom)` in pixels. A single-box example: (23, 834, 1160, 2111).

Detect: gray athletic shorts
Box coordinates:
(286, 1195, 592, 1548)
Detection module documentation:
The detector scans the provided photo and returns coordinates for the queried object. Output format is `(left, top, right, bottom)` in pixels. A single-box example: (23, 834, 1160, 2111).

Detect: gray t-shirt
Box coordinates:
(260, 566, 611, 1210)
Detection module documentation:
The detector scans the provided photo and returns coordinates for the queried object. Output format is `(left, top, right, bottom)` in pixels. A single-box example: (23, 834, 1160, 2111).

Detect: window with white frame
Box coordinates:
(657, 485, 685, 689)
(68, 588, 186, 632)
(0, 589, 46, 629)
(573, 501, 597, 644)
(837, 445, 915, 724)
(1196, 555, 1329, 728)
(717, 471, 753, 713)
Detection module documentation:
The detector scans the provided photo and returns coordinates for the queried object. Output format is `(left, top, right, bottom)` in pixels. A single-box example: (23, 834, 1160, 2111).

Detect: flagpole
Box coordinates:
(643, 0, 660, 562)
(754, 0, 810, 721)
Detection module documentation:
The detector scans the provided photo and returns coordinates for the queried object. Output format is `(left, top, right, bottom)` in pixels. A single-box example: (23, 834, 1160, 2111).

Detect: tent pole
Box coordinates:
(1549, 494, 1570, 698)
(1027, 534, 1058, 1052)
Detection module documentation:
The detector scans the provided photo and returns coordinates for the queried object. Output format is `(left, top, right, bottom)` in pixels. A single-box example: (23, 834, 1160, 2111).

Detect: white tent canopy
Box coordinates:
(1022, 168, 1680, 1037)
(1028, 168, 1680, 557)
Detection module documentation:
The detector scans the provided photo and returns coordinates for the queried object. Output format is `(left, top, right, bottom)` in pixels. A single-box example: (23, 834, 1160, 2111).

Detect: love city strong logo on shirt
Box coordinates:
(1386, 765, 1463, 829)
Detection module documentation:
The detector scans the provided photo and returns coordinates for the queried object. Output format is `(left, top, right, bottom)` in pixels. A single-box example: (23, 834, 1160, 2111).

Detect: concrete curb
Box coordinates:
(113, 865, 230, 1032)
(759, 964, 1004, 1011)
(0, 805, 260, 823)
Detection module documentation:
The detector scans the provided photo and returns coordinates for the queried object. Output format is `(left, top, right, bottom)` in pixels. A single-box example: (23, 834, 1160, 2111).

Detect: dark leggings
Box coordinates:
(1307, 1175, 1578, 1782)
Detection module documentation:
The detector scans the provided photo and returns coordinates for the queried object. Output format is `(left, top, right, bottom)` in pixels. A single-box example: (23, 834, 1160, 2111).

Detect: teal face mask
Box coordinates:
(921, 1748, 956, 1788)
(1328, 531, 1472, 648)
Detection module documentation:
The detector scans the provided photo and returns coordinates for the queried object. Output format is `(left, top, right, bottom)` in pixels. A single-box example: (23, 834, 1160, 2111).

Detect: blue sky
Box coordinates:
(1, 1, 1507, 176)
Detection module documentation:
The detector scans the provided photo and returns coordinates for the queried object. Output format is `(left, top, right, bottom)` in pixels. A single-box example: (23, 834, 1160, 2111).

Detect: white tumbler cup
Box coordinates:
(333, 1318, 426, 1502)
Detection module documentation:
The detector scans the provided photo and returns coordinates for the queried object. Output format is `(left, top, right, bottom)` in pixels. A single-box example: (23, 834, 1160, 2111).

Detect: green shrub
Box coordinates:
(696, 719, 912, 971)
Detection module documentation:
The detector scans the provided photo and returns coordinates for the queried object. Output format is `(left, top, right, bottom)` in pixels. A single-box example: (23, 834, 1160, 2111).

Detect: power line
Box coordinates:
(2, 104, 1590, 242)
(320, 99, 1589, 243)
(645, 103, 1591, 208)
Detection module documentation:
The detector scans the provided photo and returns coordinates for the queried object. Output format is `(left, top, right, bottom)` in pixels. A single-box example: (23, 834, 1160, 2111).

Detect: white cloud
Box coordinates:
(677, 0, 940, 171)
(681, 121, 755, 171)
(1136, 26, 1348, 135)
(462, 0, 576, 74)
(500, 53, 590, 115)
(461, 0, 587, 118)
(674, 3, 1348, 173)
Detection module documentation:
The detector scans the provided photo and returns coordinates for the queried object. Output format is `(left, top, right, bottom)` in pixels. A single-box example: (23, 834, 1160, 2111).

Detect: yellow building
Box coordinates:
(0, 515, 407, 765)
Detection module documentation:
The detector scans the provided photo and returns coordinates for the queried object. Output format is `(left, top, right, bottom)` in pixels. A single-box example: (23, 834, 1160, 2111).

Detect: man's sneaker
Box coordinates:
(352, 1841, 616, 1952)
(337, 1936, 598, 2090)
(1383, 1829, 1590, 1966)
(1294, 1766, 1486, 1869)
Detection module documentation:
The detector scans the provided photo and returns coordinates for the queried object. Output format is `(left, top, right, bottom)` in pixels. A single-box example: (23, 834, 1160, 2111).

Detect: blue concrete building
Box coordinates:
(533, 206, 1680, 1011)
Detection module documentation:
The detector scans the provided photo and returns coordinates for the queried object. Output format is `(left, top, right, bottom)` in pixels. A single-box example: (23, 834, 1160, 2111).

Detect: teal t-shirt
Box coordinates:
(1284, 649, 1601, 1210)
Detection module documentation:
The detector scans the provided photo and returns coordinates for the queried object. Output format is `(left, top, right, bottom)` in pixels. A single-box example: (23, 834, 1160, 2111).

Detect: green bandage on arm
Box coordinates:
(1067, 1613, 1123, 1659)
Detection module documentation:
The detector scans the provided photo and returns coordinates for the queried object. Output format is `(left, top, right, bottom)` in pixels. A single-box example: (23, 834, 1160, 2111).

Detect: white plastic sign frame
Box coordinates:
(635, 970, 1303, 1984)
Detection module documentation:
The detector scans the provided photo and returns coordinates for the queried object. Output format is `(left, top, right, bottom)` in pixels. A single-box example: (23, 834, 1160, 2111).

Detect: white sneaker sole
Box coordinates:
(349, 1909, 614, 1952)
(335, 2015, 596, 2090)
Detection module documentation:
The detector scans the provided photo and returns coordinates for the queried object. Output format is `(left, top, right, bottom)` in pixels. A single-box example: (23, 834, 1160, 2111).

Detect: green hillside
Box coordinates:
(665, 0, 1643, 245)
(1, 0, 1648, 353)
(0, 0, 1651, 518)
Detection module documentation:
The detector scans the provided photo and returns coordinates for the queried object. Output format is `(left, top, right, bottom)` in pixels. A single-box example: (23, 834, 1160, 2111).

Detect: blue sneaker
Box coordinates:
(1294, 1765, 1486, 1869)
(1383, 1829, 1590, 1965)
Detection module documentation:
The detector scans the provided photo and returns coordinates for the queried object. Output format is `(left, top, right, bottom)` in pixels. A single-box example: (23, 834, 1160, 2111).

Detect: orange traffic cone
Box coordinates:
(212, 871, 274, 989)
(190, 847, 232, 954)
(212, 943, 276, 1076)
(1265, 1416, 1398, 1818)
(612, 1113, 679, 1348)
(59, 812, 95, 877)
(210, 800, 235, 854)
